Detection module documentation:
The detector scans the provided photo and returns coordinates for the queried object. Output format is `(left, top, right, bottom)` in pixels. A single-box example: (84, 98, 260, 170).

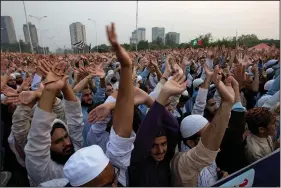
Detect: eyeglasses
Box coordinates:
(102, 165, 120, 187)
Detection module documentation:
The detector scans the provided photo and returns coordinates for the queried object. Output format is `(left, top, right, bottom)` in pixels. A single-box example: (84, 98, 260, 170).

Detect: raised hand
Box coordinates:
(203, 63, 213, 78)
(88, 63, 106, 78)
(106, 23, 132, 68)
(162, 73, 187, 96)
(20, 76, 32, 91)
(18, 91, 38, 105)
(211, 65, 222, 86)
(221, 76, 237, 104)
(39, 60, 69, 91)
(2, 85, 18, 97)
(233, 63, 246, 90)
(88, 103, 112, 123)
(4, 96, 21, 105)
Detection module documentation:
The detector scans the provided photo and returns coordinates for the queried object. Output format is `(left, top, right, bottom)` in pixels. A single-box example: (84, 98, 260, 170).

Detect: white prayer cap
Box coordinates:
(136, 75, 142, 83)
(112, 82, 119, 90)
(193, 78, 204, 89)
(180, 115, 208, 138)
(64, 145, 109, 186)
(182, 90, 189, 97)
(264, 80, 274, 91)
(13, 72, 21, 77)
(10, 73, 16, 79)
(266, 68, 274, 75)
(107, 70, 114, 76)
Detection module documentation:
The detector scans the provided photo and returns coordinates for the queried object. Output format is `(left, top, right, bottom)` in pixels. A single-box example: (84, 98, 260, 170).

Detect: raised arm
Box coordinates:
(104, 23, 135, 186)
(192, 63, 212, 115)
(107, 23, 134, 138)
(131, 73, 185, 164)
(201, 65, 236, 151)
(24, 61, 72, 185)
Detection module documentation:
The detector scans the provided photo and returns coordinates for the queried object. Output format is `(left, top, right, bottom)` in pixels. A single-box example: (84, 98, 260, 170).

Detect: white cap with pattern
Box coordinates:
(63, 145, 109, 186)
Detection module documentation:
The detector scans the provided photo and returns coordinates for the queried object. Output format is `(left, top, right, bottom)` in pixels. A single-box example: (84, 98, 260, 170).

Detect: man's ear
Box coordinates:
(187, 140, 196, 148)
(258, 127, 266, 134)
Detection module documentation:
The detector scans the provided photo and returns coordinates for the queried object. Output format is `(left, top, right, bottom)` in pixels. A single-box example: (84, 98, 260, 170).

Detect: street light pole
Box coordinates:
(1, 28, 3, 53)
(29, 15, 47, 55)
(22, 1, 33, 53)
(88, 18, 98, 52)
(136, 1, 138, 51)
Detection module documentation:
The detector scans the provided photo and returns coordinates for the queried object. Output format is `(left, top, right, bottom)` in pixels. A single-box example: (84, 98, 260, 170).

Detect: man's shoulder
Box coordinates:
(39, 178, 69, 187)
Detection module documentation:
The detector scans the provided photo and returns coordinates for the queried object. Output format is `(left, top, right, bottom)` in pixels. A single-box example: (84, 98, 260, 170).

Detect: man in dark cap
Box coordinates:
(128, 73, 186, 186)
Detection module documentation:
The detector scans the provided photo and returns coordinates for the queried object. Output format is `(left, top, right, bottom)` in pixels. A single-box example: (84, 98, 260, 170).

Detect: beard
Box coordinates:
(7, 83, 17, 90)
(50, 143, 75, 165)
(16, 80, 23, 85)
(81, 100, 92, 107)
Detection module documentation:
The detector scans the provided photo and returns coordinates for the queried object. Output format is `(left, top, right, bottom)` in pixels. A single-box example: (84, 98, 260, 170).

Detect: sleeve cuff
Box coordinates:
(232, 102, 246, 112)
(108, 127, 136, 152)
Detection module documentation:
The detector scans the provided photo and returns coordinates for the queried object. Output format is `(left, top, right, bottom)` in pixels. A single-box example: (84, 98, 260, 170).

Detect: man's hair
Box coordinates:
(245, 107, 275, 135)
(51, 122, 67, 136)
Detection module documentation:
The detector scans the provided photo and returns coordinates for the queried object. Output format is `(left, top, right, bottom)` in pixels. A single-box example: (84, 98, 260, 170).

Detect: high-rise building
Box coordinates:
(1, 16, 17, 44)
(130, 28, 146, 45)
(23, 22, 39, 47)
(69, 22, 87, 47)
(152, 27, 165, 42)
(165, 32, 180, 44)
(137, 28, 146, 41)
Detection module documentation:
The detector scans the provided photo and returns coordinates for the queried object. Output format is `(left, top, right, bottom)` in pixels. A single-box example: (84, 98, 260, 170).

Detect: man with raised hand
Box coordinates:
(24, 60, 83, 185)
(170, 65, 238, 187)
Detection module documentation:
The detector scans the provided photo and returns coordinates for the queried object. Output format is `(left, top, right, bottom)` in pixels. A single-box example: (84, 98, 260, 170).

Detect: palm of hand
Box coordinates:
(163, 79, 186, 96)
(3, 86, 18, 96)
(44, 72, 66, 91)
(183, 57, 191, 66)
(94, 105, 111, 121)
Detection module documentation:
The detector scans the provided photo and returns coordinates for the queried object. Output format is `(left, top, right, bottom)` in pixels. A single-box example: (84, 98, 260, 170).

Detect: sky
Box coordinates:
(1, 1, 279, 52)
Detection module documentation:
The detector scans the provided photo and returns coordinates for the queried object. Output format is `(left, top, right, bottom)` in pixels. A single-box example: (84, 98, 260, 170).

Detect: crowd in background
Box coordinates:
(0, 23, 280, 187)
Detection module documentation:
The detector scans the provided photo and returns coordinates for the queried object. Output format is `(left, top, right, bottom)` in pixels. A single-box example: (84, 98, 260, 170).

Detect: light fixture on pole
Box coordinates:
(29, 14, 47, 54)
(22, 1, 33, 53)
(88, 18, 98, 52)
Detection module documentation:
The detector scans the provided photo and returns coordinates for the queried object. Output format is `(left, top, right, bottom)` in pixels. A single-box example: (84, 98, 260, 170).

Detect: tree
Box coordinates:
(137, 40, 149, 50)
(149, 42, 160, 50)
(155, 37, 164, 47)
(198, 33, 212, 46)
(165, 34, 177, 47)
(260, 39, 280, 48)
(121, 43, 131, 51)
(237, 34, 260, 47)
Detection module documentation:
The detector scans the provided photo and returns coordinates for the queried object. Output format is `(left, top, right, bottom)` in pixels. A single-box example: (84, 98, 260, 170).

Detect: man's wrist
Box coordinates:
(156, 90, 170, 106)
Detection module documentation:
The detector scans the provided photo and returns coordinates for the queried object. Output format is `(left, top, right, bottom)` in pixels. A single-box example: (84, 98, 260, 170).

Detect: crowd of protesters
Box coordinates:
(0, 22, 280, 187)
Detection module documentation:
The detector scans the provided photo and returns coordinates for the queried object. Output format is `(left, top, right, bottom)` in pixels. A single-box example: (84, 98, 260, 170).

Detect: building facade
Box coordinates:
(165, 32, 180, 44)
(1, 16, 17, 44)
(23, 22, 39, 47)
(152, 27, 165, 42)
(69, 22, 87, 47)
(130, 27, 146, 45)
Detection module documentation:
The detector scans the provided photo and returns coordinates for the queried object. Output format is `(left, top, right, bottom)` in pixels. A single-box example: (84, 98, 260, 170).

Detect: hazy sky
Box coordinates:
(1, 1, 279, 51)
